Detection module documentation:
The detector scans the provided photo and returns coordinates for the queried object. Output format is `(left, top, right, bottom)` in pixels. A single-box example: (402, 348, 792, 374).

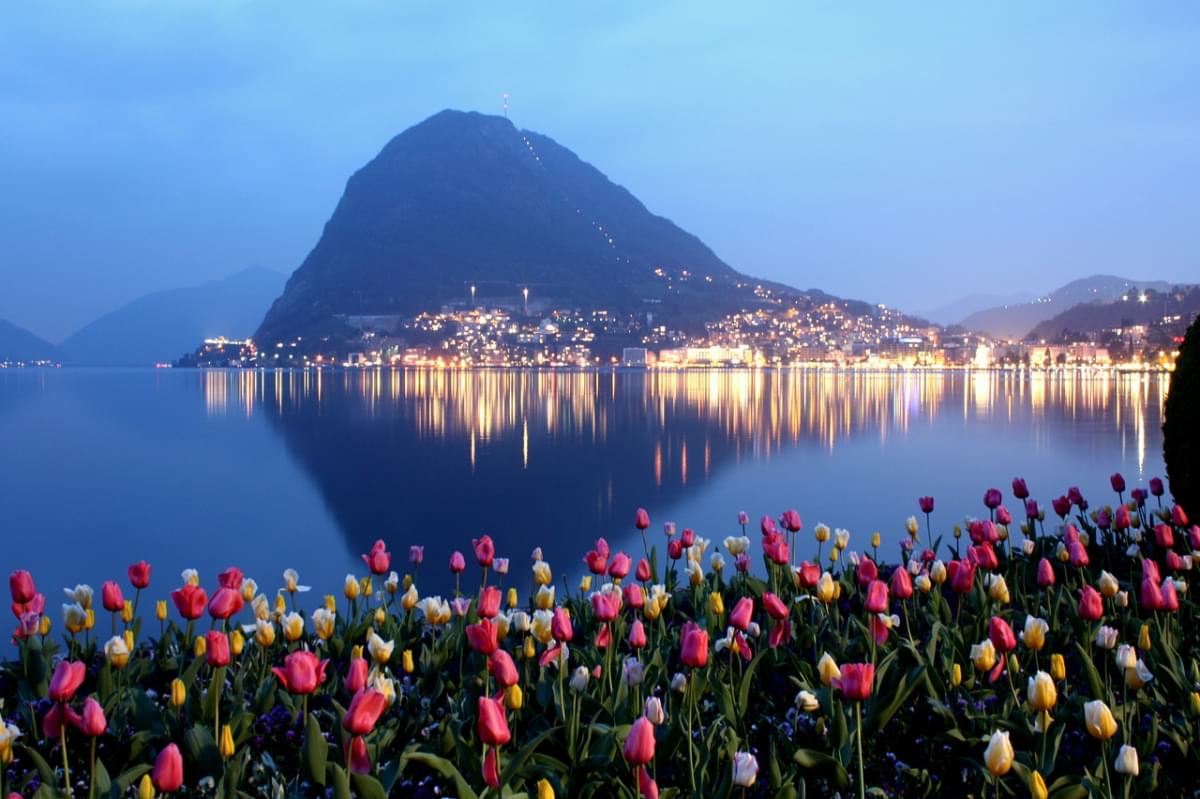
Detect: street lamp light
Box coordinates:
(523, 286, 529, 314)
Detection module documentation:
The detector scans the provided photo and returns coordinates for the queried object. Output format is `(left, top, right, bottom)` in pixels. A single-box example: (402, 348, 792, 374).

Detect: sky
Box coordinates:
(2, 2, 1198, 341)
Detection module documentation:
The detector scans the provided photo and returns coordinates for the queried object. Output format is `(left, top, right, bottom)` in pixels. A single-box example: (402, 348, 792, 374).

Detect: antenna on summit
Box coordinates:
(502, 93, 509, 119)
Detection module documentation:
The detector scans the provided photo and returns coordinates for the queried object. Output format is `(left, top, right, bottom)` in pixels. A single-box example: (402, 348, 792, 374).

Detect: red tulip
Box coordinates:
(729, 597, 754, 631)
(781, 509, 802, 532)
(101, 581, 124, 613)
(634, 508, 650, 530)
(152, 743, 184, 792)
(835, 663, 875, 701)
(1036, 558, 1056, 587)
(1078, 585, 1103, 621)
(272, 650, 328, 695)
(1150, 477, 1164, 496)
(856, 557, 878, 587)
(680, 528, 695, 547)
(1141, 576, 1164, 610)
(796, 560, 820, 589)
(623, 715, 656, 765)
(347, 735, 371, 774)
(49, 660, 86, 702)
(1012, 478, 1029, 500)
(948, 560, 976, 593)
(42, 702, 78, 740)
(75, 697, 107, 737)
(864, 580, 889, 614)
(889, 567, 913, 600)
(170, 584, 208, 620)
(636, 558, 652, 582)
(346, 657, 368, 694)
(362, 540, 391, 575)
(984, 488, 1002, 509)
(762, 532, 788, 565)
(10, 590, 43, 621)
(770, 618, 794, 648)
(680, 621, 708, 668)
(205, 631, 230, 668)
(449, 551, 466, 573)
(1155, 524, 1175, 548)
(591, 590, 622, 622)
(584, 538, 610, 574)
(207, 586, 244, 620)
(489, 649, 518, 688)
(918, 496, 935, 514)
(343, 688, 388, 735)
(477, 586, 501, 619)
(1111, 473, 1126, 493)
(472, 535, 496, 568)
(608, 552, 632, 580)
(551, 607, 573, 642)
(624, 581, 645, 609)
(466, 619, 499, 655)
(666, 539, 684, 560)
(1113, 505, 1131, 531)
(1161, 580, 1180, 612)
(1068, 540, 1089, 568)
(8, 570, 35, 604)
(995, 507, 1012, 526)
(217, 567, 243, 590)
(127, 561, 151, 590)
(760, 516, 778, 536)
(629, 619, 647, 648)
(868, 614, 890, 646)
(762, 592, 788, 621)
(482, 746, 501, 788)
(1172, 505, 1188, 527)
(478, 696, 511, 746)
(988, 616, 1016, 653)
(969, 543, 999, 570)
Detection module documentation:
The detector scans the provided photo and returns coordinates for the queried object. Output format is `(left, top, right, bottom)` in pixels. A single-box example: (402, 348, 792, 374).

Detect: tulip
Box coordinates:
(138, 775, 154, 799)
(1028, 670, 1057, 719)
(73, 697, 106, 737)
(362, 539, 391, 575)
(170, 584, 208, 620)
(732, 752, 758, 787)
(608, 552, 632, 580)
(983, 729, 1013, 776)
(590, 589, 622, 622)
(988, 616, 1016, 653)
(856, 556, 878, 586)
(1050, 653, 1066, 681)
(205, 631, 230, 668)
(818, 652, 841, 686)
(170, 678, 186, 708)
(970, 640, 997, 673)
(623, 715, 655, 765)
(729, 597, 753, 630)
(680, 622, 708, 668)
(282, 612, 304, 642)
(100, 581, 124, 613)
(472, 535, 496, 568)
(951, 663, 962, 687)
(815, 572, 837, 603)
(311, 608, 335, 640)
(346, 658, 368, 693)
(532, 560, 552, 586)
(467, 619, 499, 654)
(155, 600, 168, 621)
(1084, 700, 1117, 740)
(478, 696, 511, 746)
(569, 666, 590, 692)
(152, 743, 184, 792)
(272, 650, 328, 695)
(948, 560, 976, 593)
(207, 586, 243, 620)
(1094, 625, 1118, 649)
(449, 551, 466, 573)
(629, 619, 647, 648)
(9, 571, 36, 605)
(537, 778, 555, 799)
(1078, 585, 1103, 621)
(890, 567, 913, 600)
(1020, 616, 1048, 651)
(219, 724, 235, 759)
(343, 688, 388, 735)
(635, 508, 650, 529)
(984, 488, 1003, 510)
(490, 649, 519, 688)
(643, 695, 666, 725)
(985, 574, 1010, 604)
(104, 635, 130, 669)
(49, 660, 86, 702)
(347, 734, 371, 774)
(835, 663, 874, 701)
(1114, 744, 1138, 776)
(762, 592, 788, 620)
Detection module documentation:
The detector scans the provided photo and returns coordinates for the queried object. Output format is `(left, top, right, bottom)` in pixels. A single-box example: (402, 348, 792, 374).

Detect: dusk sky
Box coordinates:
(3, 2, 1198, 340)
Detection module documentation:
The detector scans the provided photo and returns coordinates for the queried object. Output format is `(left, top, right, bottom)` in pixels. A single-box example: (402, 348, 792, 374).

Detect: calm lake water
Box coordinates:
(0, 368, 1168, 606)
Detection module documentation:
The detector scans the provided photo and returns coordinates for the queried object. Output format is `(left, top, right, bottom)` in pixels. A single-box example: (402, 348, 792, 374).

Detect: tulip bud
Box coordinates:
(403, 573, 413, 590)
(1050, 653, 1066, 681)
(709, 591, 725, 615)
(818, 652, 840, 686)
(579, 575, 592, 592)
(983, 730, 1013, 776)
(507, 588, 519, 608)
(1190, 692, 1200, 716)
(122, 599, 134, 624)
(1138, 623, 1151, 651)
(361, 577, 373, 597)
(344, 575, 361, 600)
(138, 774, 155, 799)
(1114, 744, 1138, 776)
(523, 636, 536, 659)
(40, 615, 52, 636)
(193, 635, 206, 658)
(374, 607, 386, 625)
(1084, 699, 1118, 740)
(230, 629, 245, 656)
(170, 678, 186, 708)
(219, 724, 235, 758)
(324, 594, 337, 613)
(85, 608, 96, 630)
(537, 778, 555, 799)
(1030, 770, 1048, 799)
(1008, 654, 1020, 675)
(400, 648, 414, 674)
(871, 532, 881, 548)
(506, 684, 523, 710)
(951, 663, 962, 687)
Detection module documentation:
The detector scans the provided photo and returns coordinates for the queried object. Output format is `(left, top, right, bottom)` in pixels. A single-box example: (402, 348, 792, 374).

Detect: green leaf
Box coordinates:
(183, 723, 222, 777)
(350, 773, 388, 799)
(1073, 641, 1105, 701)
(329, 763, 352, 799)
(402, 751, 480, 799)
(501, 726, 560, 790)
(18, 744, 58, 787)
(792, 748, 850, 790)
(304, 713, 329, 786)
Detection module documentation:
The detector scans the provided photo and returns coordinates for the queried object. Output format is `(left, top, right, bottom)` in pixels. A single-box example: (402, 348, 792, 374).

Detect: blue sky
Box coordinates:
(2, 2, 1198, 340)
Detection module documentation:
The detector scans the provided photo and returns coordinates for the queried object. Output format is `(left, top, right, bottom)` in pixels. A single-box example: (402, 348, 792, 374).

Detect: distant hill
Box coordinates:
(61, 267, 286, 365)
(915, 291, 1035, 326)
(960, 275, 1173, 339)
(1027, 285, 1200, 343)
(257, 110, 804, 349)
(0, 318, 60, 363)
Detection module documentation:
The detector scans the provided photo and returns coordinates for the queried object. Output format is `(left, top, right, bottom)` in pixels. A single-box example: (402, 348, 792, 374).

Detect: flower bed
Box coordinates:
(2, 473, 1197, 798)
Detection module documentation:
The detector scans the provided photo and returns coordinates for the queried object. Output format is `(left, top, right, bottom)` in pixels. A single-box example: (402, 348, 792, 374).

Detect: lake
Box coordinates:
(0, 367, 1168, 607)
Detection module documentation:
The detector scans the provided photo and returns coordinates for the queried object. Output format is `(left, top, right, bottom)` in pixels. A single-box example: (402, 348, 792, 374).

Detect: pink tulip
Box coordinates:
(595, 624, 612, 649)
(205, 631, 230, 668)
(629, 619, 647, 648)
(636, 558, 652, 582)
(983, 488, 1002, 509)
(42, 702, 78, 740)
(170, 584, 208, 620)
(623, 715, 656, 765)
(346, 657, 368, 693)
(1150, 477, 1164, 496)
(362, 540, 391, 575)
(272, 650, 328, 695)
(100, 581, 124, 613)
(478, 696, 511, 746)
(1172, 505, 1189, 527)
(152, 744, 184, 792)
(1155, 524, 1175, 548)
(795, 561, 820, 588)
(1161, 580, 1180, 612)
(781, 509, 802, 532)
(1037, 558, 1056, 587)
(217, 567, 243, 589)
(729, 597, 754, 631)
(680, 529, 695, 547)
(591, 590, 622, 622)
(1068, 540, 1089, 568)
(449, 551, 466, 573)
(489, 649, 518, 688)
(835, 663, 875, 701)
(482, 746, 500, 788)
(127, 561, 151, 590)
(477, 586, 501, 619)
(918, 496, 935, 514)
(75, 697, 107, 737)
(770, 618, 793, 648)
(472, 535, 495, 568)
(1078, 585, 1103, 621)
(856, 557, 878, 587)
(762, 592, 788, 621)
(680, 621, 708, 668)
(207, 586, 244, 620)
(409, 545, 424, 565)
(634, 508, 650, 530)
(948, 559, 976, 593)
(343, 688, 388, 735)
(638, 765, 659, 799)
(8, 570, 36, 604)
(623, 581, 645, 609)
(864, 580, 889, 614)
(666, 539, 684, 560)
(466, 620, 499, 655)
(347, 735, 371, 774)
(584, 538, 610, 573)
(49, 660, 86, 702)
(608, 552, 632, 580)
(890, 567, 913, 600)
(988, 616, 1016, 652)
(551, 607, 573, 642)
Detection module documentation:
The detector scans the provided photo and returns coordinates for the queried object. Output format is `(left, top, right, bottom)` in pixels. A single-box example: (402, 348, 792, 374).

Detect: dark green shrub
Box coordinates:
(1164, 314, 1200, 513)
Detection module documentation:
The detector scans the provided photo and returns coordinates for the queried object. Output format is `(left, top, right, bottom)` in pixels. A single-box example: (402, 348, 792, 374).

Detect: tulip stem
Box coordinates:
(855, 701, 865, 799)
(90, 736, 97, 799)
(60, 716, 72, 798)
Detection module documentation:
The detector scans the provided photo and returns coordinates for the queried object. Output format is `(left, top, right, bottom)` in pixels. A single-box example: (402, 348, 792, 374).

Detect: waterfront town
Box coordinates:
(171, 284, 1193, 371)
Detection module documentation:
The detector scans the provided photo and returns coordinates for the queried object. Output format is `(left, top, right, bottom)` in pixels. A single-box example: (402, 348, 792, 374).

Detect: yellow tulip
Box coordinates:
(1097, 571, 1119, 598)
(374, 607, 386, 625)
(121, 599, 134, 624)
(255, 620, 276, 647)
(40, 616, 51, 636)
(402, 649, 415, 674)
(1028, 671, 1056, 711)
(709, 592, 725, 615)
(951, 663, 962, 687)
(352, 644, 364, 660)
(871, 532, 881, 548)
(1084, 700, 1117, 740)
(970, 640, 996, 672)
(533, 560, 552, 586)
(274, 593, 287, 617)
(1138, 623, 1151, 651)
(814, 523, 830, 543)
(193, 635, 206, 658)
(230, 629, 245, 657)
(506, 684, 523, 710)
(986, 575, 1010, 604)
(219, 724, 235, 758)
(64, 604, 87, 635)
(282, 612, 304, 642)
(1030, 769, 1048, 799)
(535, 585, 556, 610)
(105, 636, 130, 669)
(344, 575, 361, 600)
(312, 608, 335, 641)
(815, 572, 837, 603)
(537, 778, 555, 799)
(401, 584, 419, 611)
(1050, 653, 1066, 681)
(324, 594, 337, 613)
(241, 579, 258, 603)
(930, 561, 947, 584)
(905, 516, 919, 537)
(643, 598, 662, 621)
(523, 636, 536, 659)
(170, 678, 186, 708)
(403, 574, 413, 590)
(818, 652, 840, 686)
(579, 575, 592, 592)
(361, 577, 373, 597)
(84, 608, 96, 631)
(138, 774, 155, 799)
(983, 730, 1013, 776)
(1020, 617, 1048, 651)
(123, 629, 134, 651)
(0, 723, 14, 766)
(507, 588, 519, 608)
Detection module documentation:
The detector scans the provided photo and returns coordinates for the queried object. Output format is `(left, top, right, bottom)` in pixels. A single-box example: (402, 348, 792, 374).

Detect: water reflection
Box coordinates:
(197, 368, 1167, 574)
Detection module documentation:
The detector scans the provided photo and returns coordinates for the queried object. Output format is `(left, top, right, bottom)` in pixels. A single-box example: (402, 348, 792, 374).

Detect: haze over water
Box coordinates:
(1, 368, 1165, 601)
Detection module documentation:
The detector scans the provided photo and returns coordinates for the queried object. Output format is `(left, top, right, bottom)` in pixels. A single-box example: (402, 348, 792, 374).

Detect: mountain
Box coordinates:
(959, 275, 1173, 339)
(61, 267, 286, 365)
(257, 110, 798, 348)
(915, 291, 1035, 326)
(0, 318, 60, 363)
(1027, 285, 1200, 343)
